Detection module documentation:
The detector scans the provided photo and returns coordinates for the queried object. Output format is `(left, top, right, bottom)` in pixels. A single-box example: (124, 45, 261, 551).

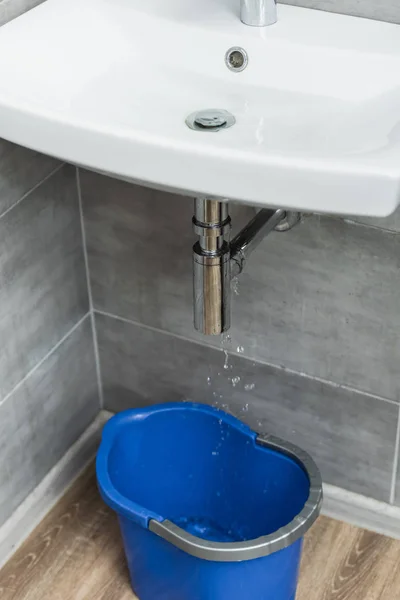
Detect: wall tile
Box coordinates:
(0, 139, 60, 218)
(0, 317, 99, 527)
(227, 214, 400, 403)
(80, 170, 194, 328)
(395, 433, 400, 506)
(97, 313, 397, 502)
(0, 0, 44, 26)
(347, 209, 400, 233)
(1, 0, 398, 27)
(1, 0, 399, 27)
(0, 164, 89, 400)
(278, 0, 400, 24)
(82, 170, 400, 402)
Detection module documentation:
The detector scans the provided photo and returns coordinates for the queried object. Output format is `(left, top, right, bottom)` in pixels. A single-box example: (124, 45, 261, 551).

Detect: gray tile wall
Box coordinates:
(0, 317, 98, 526)
(79, 169, 400, 505)
(279, 0, 400, 24)
(0, 165, 89, 400)
(97, 314, 398, 502)
(1, 0, 398, 26)
(0, 0, 44, 27)
(0, 140, 59, 218)
(81, 172, 400, 403)
(0, 140, 100, 526)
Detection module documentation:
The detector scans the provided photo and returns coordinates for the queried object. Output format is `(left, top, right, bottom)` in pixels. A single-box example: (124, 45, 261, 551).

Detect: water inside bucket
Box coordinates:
(174, 516, 245, 543)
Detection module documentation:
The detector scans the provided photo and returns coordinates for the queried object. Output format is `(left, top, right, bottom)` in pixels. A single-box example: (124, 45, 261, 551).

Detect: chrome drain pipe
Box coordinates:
(193, 199, 298, 335)
(230, 207, 286, 278)
(193, 199, 232, 335)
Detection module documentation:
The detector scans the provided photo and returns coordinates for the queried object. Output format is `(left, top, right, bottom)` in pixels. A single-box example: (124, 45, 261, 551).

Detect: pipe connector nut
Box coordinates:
(192, 216, 231, 238)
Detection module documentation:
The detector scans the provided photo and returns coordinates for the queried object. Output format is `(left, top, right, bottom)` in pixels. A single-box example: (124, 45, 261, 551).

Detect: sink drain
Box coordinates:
(186, 109, 236, 132)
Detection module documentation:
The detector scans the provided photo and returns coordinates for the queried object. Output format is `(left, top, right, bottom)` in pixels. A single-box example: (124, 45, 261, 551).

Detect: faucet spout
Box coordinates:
(240, 0, 277, 26)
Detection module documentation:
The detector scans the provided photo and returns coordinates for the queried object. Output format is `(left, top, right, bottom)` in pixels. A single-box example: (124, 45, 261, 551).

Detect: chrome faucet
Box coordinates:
(241, 0, 277, 26)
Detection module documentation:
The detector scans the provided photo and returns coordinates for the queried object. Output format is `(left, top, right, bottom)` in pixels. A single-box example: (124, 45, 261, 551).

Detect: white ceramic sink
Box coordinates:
(0, 0, 400, 216)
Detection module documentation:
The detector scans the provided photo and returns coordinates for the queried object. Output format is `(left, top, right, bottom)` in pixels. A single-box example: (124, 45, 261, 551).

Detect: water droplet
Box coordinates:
(231, 376, 241, 387)
(244, 383, 255, 391)
(243, 403, 249, 412)
(216, 491, 221, 497)
(207, 376, 211, 385)
(231, 277, 240, 296)
(212, 451, 218, 456)
(223, 351, 229, 370)
(236, 345, 244, 354)
(221, 332, 231, 348)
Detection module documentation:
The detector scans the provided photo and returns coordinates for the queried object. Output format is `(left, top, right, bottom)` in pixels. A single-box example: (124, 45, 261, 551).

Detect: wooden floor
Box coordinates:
(1, 465, 400, 600)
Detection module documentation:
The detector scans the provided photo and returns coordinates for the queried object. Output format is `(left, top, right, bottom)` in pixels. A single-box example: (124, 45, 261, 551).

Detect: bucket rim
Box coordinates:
(149, 432, 322, 561)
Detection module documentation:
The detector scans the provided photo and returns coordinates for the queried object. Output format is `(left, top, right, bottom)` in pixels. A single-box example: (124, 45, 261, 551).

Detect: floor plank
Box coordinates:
(1, 464, 400, 599)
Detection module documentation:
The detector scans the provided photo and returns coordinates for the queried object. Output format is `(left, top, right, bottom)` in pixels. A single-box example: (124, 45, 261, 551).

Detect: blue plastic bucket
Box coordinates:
(97, 403, 322, 600)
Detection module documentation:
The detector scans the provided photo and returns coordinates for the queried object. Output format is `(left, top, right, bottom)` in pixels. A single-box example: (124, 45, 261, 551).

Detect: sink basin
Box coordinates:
(1, 0, 400, 216)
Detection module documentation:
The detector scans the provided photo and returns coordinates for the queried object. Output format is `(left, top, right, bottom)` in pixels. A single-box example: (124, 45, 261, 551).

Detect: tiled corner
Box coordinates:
(81, 170, 400, 403)
(0, 139, 59, 218)
(0, 317, 99, 527)
(96, 312, 398, 502)
(0, 164, 89, 401)
(278, 0, 400, 24)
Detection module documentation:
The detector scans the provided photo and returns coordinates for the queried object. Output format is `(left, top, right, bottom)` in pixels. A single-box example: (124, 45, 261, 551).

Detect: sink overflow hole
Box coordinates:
(225, 47, 248, 72)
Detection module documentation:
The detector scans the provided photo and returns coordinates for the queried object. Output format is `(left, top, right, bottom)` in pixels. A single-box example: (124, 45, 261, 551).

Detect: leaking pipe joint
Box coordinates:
(193, 199, 298, 335)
